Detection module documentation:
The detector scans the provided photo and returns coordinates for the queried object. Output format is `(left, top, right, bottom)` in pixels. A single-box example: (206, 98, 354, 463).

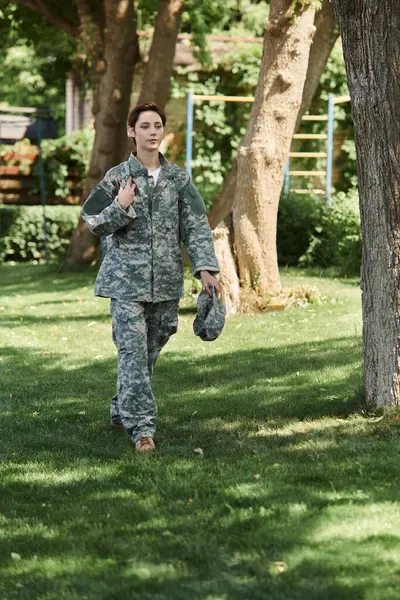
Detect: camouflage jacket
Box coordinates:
(82, 153, 219, 302)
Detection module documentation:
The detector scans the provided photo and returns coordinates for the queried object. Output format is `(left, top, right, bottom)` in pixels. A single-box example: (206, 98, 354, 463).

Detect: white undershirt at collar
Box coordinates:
(149, 166, 161, 186)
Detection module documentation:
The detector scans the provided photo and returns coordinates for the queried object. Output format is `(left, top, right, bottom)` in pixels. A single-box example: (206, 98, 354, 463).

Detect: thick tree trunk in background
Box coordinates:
(208, 165, 241, 314)
(138, 0, 184, 107)
(210, 0, 335, 311)
(212, 219, 240, 315)
(65, 0, 139, 269)
(232, 0, 316, 294)
(331, 1, 400, 408)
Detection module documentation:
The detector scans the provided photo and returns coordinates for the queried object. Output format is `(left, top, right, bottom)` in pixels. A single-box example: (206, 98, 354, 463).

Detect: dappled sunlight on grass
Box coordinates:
(0, 264, 399, 599)
(3, 462, 121, 486)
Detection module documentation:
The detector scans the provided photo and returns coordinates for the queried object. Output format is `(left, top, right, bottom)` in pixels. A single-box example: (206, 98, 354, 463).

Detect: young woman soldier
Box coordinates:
(82, 102, 220, 452)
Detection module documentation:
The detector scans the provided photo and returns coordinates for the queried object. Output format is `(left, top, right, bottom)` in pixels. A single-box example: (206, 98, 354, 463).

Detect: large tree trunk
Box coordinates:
(65, 0, 139, 269)
(208, 0, 337, 231)
(331, 1, 400, 408)
(232, 0, 316, 294)
(138, 0, 184, 106)
(209, 0, 335, 312)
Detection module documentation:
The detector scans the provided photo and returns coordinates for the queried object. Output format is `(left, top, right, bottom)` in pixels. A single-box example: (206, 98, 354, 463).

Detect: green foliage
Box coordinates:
(0, 205, 81, 262)
(0, 41, 65, 125)
(238, 0, 269, 36)
(277, 192, 324, 266)
(0, 3, 78, 132)
(0, 130, 93, 200)
(277, 191, 361, 276)
(0, 0, 269, 138)
(138, 0, 269, 65)
(299, 190, 361, 275)
(181, 0, 269, 59)
(0, 138, 37, 174)
(31, 129, 94, 198)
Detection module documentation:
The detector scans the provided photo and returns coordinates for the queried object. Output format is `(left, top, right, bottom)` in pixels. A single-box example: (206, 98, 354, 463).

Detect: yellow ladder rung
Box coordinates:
(192, 95, 254, 102)
(333, 95, 351, 104)
(291, 189, 326, 194)
(301, 115, 328, 121)
(289, 171, 326, 176)
(293, 134, 327, 140)
(289, 152, 327, 158)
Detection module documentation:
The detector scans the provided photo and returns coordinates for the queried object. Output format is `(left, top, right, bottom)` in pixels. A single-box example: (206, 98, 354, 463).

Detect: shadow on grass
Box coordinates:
(1, 339, 398, 599)
(0, 263, 97, 298)
(0, 335, 363, 459)
(0, 313, 112, 327)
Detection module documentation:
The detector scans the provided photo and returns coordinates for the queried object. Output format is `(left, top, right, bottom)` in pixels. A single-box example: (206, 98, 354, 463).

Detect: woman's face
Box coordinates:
(128, 110, 164, 152)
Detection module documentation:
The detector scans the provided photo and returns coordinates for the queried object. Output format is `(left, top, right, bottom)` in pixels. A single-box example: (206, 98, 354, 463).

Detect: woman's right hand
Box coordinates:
(117, 176, 136, 210)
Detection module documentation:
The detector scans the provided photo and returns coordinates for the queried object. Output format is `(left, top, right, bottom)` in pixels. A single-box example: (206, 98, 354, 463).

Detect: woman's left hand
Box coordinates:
(200, 271, 220, 297)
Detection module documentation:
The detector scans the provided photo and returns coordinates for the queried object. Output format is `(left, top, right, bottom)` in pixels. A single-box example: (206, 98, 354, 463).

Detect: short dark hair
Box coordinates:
(127, 101, 166, 129)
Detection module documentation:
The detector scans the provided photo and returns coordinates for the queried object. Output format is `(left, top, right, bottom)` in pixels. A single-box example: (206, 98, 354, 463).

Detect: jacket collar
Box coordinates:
(127, 152, 173, 178)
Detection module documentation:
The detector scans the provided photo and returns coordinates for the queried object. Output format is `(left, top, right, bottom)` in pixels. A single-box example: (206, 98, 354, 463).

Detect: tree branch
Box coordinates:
(15, 0, 79, 37)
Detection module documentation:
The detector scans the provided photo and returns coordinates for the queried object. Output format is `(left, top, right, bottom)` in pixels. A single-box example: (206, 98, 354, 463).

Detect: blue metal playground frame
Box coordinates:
(185, 92, 351, 204)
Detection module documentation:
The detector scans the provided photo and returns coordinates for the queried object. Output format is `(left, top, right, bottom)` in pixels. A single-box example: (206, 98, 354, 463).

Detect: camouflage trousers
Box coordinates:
(110, 299, 179, 443)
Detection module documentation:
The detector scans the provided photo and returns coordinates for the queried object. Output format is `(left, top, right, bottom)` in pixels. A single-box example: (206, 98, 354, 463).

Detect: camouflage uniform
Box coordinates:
(82, 153, 219, 443)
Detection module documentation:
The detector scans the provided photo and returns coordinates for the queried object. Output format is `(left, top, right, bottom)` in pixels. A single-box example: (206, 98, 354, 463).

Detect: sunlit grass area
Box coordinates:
(1, 263, 399, 600)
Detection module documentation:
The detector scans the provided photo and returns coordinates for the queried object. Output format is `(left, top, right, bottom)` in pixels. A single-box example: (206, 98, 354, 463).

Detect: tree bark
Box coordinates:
(138, 0, 184, 107)
(212, 218, 240, 315)
(65, 0, 139, 268)
(232, 0, 316, 294)
(331, 0, 400, 408)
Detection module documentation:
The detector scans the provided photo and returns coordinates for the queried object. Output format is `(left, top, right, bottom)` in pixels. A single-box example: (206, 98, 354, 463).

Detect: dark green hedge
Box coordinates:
(0, 191, 361, 275)
(0, 205, 81, 262)
(277, 190, 361, 276)
(277, 192, 324, 266)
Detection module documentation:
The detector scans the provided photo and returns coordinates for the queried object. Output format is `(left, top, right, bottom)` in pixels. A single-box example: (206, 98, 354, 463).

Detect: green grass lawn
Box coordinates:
(0, 263, 399, 600)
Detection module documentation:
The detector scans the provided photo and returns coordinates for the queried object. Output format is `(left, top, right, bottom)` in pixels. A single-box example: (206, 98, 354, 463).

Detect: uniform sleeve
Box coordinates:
(82, 172, 137, 237)
(179, 178, 219, 278)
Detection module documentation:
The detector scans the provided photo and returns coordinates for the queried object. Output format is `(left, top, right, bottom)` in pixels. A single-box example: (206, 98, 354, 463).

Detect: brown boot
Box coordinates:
(110, 420, 124, 431)
(135, 436, 155, 452)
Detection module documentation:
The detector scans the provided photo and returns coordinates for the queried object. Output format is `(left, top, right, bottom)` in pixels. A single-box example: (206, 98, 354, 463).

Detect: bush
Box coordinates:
(277, 190, 361, 276)
(32, 128, 94, 199)
(1, 130, 93, 202)
(0, 205, 81, 262)
(299, 190, 361, 276)
(277, 192, 324, 266)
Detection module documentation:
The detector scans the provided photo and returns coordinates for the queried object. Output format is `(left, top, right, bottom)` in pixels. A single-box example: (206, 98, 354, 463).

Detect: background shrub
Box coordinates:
(277, 190, 361, 276)
(0, 205, 81, 262)
(277, 192, 324, 266)
(31, 129, 94, 199)
(298, 190, 361, 275)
